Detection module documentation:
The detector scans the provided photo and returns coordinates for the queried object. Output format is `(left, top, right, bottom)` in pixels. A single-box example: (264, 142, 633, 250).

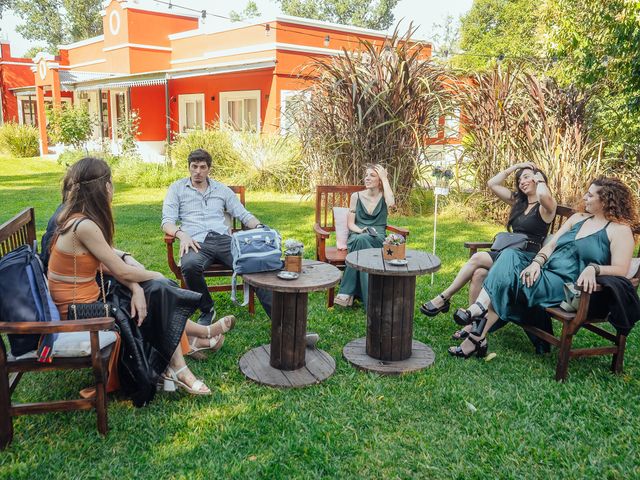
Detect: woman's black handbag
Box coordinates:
(490, 232, 530, 252)
(67, 220, 115, 320)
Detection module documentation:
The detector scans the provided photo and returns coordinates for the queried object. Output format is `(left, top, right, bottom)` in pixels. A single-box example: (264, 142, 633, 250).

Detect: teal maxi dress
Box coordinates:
(484, 218, 611, 324)
(338, 194, 388, 306)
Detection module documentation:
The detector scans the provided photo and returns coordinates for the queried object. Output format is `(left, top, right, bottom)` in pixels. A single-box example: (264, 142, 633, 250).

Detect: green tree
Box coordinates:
(47, 104, 93, 149)
(274, 0, 399, 30)
(12, 0, 102, 52)
(543, 0, 640, 165)
(230, 1, 260, 22)
(456, 0, 543, 70)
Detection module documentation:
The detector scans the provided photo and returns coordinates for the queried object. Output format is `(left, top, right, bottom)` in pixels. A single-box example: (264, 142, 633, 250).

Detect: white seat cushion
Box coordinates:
(627, 258, 640, 279)
(9, 331, 118, 360)
(333, 207, 350, 250)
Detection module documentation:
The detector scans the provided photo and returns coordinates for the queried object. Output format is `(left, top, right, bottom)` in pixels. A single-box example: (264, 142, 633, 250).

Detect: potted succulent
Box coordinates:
(382, 233, 406, 260)
(283, 239, 304, 273)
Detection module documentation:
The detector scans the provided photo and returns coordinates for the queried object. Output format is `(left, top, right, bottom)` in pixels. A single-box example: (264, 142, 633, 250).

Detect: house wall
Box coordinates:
(130, 84, 167, 141)
(0, 43, 35, 123)
(168, 69, 275, 133)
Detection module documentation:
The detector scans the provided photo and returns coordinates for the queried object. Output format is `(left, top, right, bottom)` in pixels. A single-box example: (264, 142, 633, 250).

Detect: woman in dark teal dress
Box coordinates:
(449, 177, 638, 358)
(334, 164, 396, 307)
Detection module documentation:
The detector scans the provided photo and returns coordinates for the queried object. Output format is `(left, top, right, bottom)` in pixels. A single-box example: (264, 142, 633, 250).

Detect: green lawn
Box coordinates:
(1, 156, 639, 479)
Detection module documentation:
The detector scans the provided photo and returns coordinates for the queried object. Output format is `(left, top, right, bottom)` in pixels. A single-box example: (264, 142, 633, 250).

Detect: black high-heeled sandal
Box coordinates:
(448, 334, 488, 359)
(453, 301, 488, 326)
(420, 294, 450, 317)
(451, 320, 478, 340)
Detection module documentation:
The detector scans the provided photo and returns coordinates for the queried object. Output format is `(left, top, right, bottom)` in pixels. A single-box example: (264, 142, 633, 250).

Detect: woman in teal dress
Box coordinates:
(334, 164, 396, 307)
(448, 177, 638, 358)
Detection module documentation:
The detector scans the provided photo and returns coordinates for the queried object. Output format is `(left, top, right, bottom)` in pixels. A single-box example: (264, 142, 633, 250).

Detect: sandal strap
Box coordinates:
(474, 301, 488, 316)
(190, 379, 205, 392)
(206, 325, 212, 338)
(439, 294, 449, 301)
(467, 334, 485, 346)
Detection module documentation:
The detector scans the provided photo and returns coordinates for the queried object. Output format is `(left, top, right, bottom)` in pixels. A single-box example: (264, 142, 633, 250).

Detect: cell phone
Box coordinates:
(366, 227, 378, 236)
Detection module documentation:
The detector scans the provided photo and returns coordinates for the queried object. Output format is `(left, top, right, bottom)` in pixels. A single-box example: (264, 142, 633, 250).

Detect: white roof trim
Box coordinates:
(0, 61, 35, 67)
(103, 43, 172, 52)
(171, 43, 275, 65)
(75, 77, 167, 91)
(59, 35, 104, 50)
(168, 59, 276, 80)
(67, 59, 107, 69)
(170, 42, 344, 66)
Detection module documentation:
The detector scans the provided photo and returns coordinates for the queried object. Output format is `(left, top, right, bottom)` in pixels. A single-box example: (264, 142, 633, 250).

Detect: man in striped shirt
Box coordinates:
(161, 149, 272, 325)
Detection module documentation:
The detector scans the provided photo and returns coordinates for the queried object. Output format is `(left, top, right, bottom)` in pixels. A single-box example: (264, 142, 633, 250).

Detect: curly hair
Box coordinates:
(590, 177, 639, 228)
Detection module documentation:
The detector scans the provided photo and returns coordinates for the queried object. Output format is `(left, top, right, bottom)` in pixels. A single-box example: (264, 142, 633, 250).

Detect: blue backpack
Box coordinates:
(0, 245, 59, 361)
(230, 227, 283, 305)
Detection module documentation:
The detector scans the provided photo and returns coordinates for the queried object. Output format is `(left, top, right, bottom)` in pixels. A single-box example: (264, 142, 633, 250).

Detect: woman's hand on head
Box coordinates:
(374, 165, 389, 182)
(576, 265, 597, 294)
(520, 261, 541, 287)
(513, 162, 535, 172)
(533, 172, 546, 184)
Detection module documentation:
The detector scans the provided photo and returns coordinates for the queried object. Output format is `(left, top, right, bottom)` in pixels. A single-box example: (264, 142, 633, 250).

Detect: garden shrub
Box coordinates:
(47, 104, 93, 149)
(168, 126, 245, 179)
(0, 122, 40, 158)
(229, 131, 306, 193)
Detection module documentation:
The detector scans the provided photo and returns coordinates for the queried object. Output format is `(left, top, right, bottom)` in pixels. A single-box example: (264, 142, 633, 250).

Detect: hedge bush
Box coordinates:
(0, 122, 40, 158)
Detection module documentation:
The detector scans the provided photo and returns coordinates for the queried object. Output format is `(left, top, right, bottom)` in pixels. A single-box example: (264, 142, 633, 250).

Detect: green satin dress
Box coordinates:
(484, 217, 612, 324)
(338, 194, 388, 306)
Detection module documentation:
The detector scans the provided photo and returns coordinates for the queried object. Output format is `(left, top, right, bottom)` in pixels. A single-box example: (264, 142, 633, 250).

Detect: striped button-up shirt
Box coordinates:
(161, 177, 256, 242)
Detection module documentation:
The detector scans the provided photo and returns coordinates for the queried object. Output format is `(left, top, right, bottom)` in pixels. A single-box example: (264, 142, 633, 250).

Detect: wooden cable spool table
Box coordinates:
(343, 248, 440, 375)
(239, 260, 341, 387)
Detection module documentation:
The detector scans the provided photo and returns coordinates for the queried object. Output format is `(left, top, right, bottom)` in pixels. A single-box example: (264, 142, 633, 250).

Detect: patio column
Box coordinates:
(51, 69, 61, 108)
(36, 85, 48, 155)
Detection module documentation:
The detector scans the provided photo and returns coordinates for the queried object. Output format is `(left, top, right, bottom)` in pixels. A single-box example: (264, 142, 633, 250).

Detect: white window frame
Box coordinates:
(219, 90, 261, 132)
(279, 89, 310, 135)
(110, 90, 129, 139)
(178, 93, 205, 134)
(18, 96, 71, 125)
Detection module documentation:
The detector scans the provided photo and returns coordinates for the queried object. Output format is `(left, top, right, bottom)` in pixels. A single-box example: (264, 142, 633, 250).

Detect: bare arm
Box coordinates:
(520, 213, 586, 287)
(375, 165, 395, 209)
(77, 221, 163, 284)
(533, 172, 557, 222)
(487, 162, 534, 204)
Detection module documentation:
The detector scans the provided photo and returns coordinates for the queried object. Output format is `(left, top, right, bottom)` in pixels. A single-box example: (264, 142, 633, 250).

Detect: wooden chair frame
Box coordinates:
(164, 186, 255, 314)
(0, 208, 114, 449)
(314, 185, 409, 306)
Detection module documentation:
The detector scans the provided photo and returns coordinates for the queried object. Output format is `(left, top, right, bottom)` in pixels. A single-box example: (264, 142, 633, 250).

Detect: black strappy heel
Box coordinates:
(453, 301, 488, 326)
(448, 334, 488, 359)
(419, 294, 450, 317)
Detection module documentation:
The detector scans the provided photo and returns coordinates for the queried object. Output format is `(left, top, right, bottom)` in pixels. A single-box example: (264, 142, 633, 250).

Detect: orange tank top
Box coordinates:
(47, 217, 101, 320)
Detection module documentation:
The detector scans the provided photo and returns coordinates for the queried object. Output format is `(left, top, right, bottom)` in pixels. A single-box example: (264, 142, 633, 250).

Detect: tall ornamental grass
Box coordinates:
(0, 122, 40, 158)
(293, 27, 454, 211)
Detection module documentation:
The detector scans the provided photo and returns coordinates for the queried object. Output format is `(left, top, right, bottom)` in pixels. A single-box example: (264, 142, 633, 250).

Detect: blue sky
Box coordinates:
(1, 0, 473, 56)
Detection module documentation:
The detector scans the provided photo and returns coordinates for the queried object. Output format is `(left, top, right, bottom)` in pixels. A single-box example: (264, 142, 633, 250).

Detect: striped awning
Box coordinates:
(74, 76, 167, 91)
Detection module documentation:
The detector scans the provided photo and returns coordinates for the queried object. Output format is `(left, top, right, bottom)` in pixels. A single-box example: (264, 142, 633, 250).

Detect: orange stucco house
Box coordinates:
(4, 0, 460, 161)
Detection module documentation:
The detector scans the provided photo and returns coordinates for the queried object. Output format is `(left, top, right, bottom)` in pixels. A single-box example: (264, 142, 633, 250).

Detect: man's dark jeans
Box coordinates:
(180, 231, 272, 318)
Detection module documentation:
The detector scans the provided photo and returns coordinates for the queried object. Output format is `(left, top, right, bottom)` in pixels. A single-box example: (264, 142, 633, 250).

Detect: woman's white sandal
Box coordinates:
(206, 315, 236, 337)
(189, 333, 225, 354)
(162, 365, 211, 395)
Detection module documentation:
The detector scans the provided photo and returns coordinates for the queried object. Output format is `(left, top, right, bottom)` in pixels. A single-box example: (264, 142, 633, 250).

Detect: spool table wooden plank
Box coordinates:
(343, 248, 440, 375)
(239, 260, 341, 387)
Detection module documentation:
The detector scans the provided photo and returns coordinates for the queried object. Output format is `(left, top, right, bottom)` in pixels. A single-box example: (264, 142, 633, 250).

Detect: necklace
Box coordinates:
(527, 201, 538, 205)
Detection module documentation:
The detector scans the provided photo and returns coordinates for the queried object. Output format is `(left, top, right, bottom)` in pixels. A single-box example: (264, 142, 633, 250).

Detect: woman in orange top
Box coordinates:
(48, 157, 216, 401)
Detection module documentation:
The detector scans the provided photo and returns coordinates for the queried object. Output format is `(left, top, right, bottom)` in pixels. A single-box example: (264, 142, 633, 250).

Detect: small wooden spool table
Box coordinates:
(239, 260, 341, 387)
(343, 248, 440, 375)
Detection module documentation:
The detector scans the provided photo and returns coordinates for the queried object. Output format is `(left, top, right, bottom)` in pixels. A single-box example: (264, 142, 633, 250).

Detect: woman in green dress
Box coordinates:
(448, 177, 638, 358)
(334, 164, 396, 307)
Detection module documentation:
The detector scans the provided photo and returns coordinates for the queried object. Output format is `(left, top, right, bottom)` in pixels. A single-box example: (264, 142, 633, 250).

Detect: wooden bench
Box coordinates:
(314, 185, 409, 306)
(0, 207, 115, 449)
(464, 205, 639, 381)
(164, 186, 255, 314)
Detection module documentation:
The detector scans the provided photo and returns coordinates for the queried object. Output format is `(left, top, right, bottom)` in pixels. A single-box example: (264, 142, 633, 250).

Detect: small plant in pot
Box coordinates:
(382, 233, 406, 260)
(283, 239, 304, 272)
